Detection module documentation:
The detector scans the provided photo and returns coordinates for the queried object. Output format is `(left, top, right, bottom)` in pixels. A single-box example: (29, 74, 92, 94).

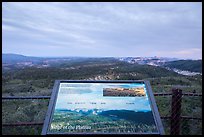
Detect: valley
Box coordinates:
(2, 54, 202, 135)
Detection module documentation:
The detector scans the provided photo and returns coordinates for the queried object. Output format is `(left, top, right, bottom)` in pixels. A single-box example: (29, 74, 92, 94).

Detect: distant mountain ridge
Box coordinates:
(2, 53, 178, 64)
(2, 53, 112, 64)
(2, 53, 43, 64)
(2, 53, 202, 75)
(2, 53, 84, 65)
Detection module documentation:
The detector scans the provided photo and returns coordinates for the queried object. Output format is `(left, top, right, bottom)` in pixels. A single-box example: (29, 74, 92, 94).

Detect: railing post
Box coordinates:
(170, 88, 182, 135)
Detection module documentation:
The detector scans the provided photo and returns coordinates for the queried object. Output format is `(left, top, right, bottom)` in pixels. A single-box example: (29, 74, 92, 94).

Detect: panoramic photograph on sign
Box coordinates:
(42, 80, 163, 134)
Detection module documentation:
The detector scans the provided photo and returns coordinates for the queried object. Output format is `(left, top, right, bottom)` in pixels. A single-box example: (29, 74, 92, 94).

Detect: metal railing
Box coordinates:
(2, 88, 202, 135)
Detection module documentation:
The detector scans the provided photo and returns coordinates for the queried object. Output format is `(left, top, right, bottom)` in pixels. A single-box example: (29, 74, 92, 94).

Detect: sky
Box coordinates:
(2, 2, 202, 59)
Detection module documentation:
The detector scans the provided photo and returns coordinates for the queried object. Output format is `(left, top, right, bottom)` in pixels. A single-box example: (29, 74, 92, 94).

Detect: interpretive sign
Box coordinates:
(42, 80, 164, 135)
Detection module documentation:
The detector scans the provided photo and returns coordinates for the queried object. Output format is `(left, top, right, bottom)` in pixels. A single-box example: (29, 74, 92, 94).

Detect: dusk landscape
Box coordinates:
(2, 2, 202, 135)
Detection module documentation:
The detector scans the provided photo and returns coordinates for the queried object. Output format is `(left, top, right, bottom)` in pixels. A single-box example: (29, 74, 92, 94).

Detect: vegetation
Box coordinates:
(2, 58, 202, 135)
(164, 60, 202, 73)
(49, 110, 157, 133)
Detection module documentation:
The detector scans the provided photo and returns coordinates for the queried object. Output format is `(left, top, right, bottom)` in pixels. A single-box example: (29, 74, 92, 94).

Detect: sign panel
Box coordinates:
(42, 80, 164, 135)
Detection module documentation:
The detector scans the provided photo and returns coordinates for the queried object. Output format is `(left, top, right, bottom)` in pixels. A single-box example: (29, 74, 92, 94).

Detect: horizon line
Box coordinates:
(2, 52, 202, 60)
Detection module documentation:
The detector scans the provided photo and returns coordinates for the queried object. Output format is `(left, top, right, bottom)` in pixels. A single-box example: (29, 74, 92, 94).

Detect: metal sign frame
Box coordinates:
(42, 80, 164, 135)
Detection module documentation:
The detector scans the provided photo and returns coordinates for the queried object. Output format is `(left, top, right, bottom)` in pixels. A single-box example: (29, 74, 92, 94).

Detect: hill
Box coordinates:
(163, 60, 202, 73)
(2, 53, 44, 64)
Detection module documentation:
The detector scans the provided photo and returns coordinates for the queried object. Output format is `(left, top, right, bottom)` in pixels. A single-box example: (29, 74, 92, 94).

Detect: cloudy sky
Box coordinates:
(2, 2, 202, 59)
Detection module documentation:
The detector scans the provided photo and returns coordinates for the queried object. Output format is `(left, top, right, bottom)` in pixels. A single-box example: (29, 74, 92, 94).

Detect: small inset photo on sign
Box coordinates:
(103, 87, 145, 97)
